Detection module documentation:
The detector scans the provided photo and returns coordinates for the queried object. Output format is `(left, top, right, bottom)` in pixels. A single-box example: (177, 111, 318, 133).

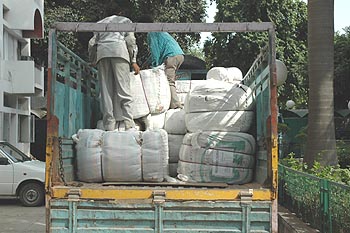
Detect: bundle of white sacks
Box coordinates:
(73, 129, 169, 182)
(76, 65, 256, 184)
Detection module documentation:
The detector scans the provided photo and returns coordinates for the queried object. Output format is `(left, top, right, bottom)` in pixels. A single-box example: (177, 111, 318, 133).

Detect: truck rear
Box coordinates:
(46, 22, 278, 232)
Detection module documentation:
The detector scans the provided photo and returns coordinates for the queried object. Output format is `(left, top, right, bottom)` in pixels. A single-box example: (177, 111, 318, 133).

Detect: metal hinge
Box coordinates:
(66, 189, 81, 201)
(240, 189, 253, 202)
(153, 190, 166, 204)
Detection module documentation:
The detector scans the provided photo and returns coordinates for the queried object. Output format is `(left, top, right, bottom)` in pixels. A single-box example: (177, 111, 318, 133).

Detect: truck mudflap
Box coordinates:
(49, 194, 272, 232)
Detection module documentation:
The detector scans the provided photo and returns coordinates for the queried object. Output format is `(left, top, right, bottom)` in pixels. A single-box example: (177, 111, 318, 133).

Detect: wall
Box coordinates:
(0, 0, 44, 155)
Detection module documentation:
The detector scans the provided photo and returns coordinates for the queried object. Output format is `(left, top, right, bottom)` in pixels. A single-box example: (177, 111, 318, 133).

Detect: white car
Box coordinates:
(0, 141, 45, 207)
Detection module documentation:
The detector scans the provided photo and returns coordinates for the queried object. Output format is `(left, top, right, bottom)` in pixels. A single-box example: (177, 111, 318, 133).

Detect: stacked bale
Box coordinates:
(178, 69, 256, 184)
(73, 129, 169, 182)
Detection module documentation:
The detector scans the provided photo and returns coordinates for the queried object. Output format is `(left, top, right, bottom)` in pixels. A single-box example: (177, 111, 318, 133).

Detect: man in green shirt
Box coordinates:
(139, 15, 184, 109)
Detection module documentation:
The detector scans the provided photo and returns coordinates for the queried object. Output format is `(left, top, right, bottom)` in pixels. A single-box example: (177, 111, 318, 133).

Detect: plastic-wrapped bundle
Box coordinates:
(184, 80, 254, 113)
(185, 110, 254, 133)
(183, 131, 256, 154)
(141, 129, 169, 182)
(102, 131, 142, 182)
(73, 129, 104, 182)
(164, 109, 186, 135)
(140, 65, 171, 114)
(177, 161, 253, 184)
(179, 145, 255, 168)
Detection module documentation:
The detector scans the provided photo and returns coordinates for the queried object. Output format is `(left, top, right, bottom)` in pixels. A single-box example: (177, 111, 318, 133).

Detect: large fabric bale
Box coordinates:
(164, 109, 186, 135)
(74, 129, 104, 182)
(175, 80, 208, 93)
(102, 131, 142, 181)
(140, 65, 171, 114)
(168, 134, 185, 163)
(149, 112, 166, 129)
(206, 67, 243, 84)
(129, 73, 150, 119)
(179, 145, 255, 169)
(184, 80, 254, 113)
(141, 129, 169, 182)
(177, 161, 253, 184)
(175, 80, 207, 105)
(185, 110, 254, 133)
(183, 131, 256, 155)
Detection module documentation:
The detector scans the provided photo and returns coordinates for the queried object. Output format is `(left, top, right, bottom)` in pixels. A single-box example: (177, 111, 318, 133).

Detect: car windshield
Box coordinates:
(0, 142, 31, 163)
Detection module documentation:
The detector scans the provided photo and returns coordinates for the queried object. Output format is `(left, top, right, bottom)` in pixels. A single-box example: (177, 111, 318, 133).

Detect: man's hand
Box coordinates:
(132, 63, 140, 75)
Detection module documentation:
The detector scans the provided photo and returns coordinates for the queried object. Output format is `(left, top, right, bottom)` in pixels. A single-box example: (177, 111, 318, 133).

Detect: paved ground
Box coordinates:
(0, 199, 45, 233)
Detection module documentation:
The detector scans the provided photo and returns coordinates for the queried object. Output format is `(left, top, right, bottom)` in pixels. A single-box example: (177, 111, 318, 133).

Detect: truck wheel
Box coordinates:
(18, 183, 45, 207)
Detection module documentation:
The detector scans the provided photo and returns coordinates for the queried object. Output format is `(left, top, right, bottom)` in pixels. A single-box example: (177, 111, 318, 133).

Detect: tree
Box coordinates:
(304, 0, 337, 166)
(32, 0, 206, 67)
(334, 27, 350, 109)
(204, 0, 308, 108)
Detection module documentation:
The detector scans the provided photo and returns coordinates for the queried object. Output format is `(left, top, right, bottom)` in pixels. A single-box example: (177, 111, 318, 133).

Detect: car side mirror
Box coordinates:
(0, 157, 9, 165)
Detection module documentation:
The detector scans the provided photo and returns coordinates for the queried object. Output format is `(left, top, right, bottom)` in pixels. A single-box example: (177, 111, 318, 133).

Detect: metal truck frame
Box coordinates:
(46, 22, 278, 232)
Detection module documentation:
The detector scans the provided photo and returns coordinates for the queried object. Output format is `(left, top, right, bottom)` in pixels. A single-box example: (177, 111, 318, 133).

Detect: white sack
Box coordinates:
(149, 112, 166, 129)
(164, 109, 186, 135)
(74, 129, 104, 182)
(129, 73, 150, 118)
(226, 67, 243, 82)
(177, 161, 253, 184)
(185, 81, 254, 113)
(175, 80, 208, 93)
(168, 134, 185, 163)
(140, 65, 171, 114)
(142, 129, 169, 182)
(102, 131, 142, 181)
(206, 67, 228, 82)
(179, 145, 255, 169)
(183, 131, 256, 155)
(206, 67, 243, 84)
(186, 110, 254, 133)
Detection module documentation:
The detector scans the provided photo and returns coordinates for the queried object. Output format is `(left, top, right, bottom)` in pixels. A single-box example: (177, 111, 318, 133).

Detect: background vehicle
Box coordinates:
(46, 22, 278, 232)
(0, 141, 45, 207)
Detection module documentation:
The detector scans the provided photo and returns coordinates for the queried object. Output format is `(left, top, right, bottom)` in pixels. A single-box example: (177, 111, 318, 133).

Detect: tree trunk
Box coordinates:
(305, 0, 337, 167)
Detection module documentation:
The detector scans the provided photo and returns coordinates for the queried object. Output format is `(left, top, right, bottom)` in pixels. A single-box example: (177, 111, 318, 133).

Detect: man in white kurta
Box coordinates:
(90, 15, 140, 131)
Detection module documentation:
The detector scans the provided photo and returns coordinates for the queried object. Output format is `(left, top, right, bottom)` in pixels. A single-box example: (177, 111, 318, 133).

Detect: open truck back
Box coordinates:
(46, 22, 278, 232)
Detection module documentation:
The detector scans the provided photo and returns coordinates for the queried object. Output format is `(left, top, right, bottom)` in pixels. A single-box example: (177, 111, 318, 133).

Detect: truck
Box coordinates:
(46, 22, 279, 232)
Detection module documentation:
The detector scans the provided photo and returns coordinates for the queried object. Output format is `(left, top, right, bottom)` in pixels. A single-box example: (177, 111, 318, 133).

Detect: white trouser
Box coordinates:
(97, 57, 134, 130)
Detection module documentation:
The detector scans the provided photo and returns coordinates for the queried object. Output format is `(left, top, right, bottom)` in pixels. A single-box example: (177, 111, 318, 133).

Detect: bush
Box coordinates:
(337, 140, 350, 169)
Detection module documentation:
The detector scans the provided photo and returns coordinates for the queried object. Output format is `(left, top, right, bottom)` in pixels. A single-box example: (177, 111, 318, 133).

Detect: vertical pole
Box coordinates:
(268, 26, 278, 233)
(321, 179, 332, 233)
(46, 28, 58, 233)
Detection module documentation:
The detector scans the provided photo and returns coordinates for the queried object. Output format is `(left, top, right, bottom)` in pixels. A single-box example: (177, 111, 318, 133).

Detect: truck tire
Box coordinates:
(18, 182, 45, 207)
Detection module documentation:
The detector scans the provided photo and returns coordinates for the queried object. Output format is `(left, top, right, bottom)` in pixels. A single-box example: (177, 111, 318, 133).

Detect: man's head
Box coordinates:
(104, 0, 132, 18)
(138, 14, 154, 23)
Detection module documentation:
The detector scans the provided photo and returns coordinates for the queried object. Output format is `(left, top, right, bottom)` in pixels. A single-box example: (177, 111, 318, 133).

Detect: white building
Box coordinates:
(0, 0, 44, 155)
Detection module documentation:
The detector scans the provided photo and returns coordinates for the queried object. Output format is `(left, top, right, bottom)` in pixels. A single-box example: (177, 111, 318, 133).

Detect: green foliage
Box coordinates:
(280, 153, 307, 170)
(334, 27, 350, 109)
(32, 0, 206, 67)
(337, 140, 350, 169)
(281, 153, 350, 185)
(204, 0, 308, 108)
